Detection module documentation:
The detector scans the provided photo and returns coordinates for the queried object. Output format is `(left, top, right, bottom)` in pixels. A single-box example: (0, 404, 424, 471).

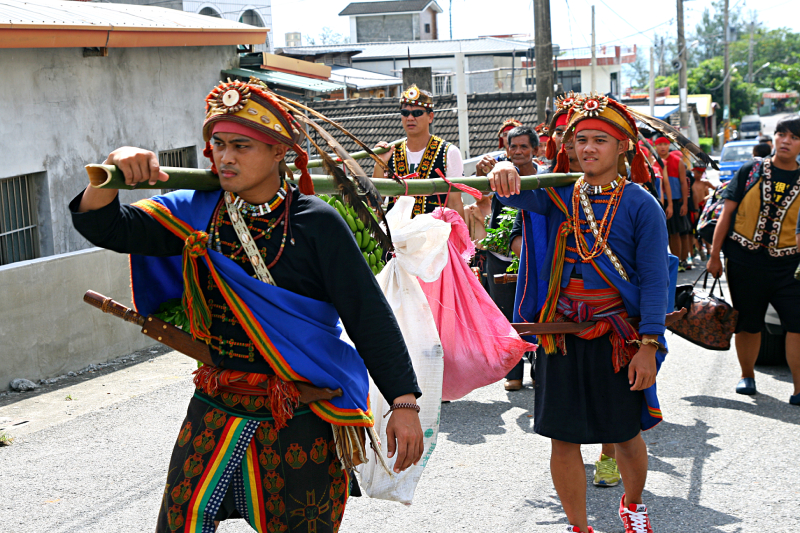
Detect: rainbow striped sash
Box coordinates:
(130, 190, 373, 427)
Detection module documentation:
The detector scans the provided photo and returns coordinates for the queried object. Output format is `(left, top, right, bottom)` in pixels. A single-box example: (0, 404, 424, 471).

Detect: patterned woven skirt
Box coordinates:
(155, 391, 349, 533)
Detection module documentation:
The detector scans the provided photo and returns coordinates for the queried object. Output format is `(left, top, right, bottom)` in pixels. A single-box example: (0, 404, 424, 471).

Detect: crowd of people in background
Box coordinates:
(371, 87, 800, 533)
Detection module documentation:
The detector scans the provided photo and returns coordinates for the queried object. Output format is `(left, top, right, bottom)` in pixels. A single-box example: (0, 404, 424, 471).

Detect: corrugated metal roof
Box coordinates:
(0, 0, 261, 30)
(0, 0, 267, 48)
(280, 37, 531, 60)
(223, 68, 345, 93)
(339, 0, 442, 16)
(330, 65, 402, 90)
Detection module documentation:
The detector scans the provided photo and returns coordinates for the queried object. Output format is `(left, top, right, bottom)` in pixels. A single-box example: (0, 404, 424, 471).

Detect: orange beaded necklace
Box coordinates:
(570, 176, 625, 262)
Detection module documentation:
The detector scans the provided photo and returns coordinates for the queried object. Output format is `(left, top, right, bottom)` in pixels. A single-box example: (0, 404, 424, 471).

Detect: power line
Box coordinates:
(594, 0, 671, 45)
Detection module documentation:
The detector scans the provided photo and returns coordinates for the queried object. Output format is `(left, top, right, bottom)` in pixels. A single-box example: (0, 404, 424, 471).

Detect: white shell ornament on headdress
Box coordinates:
(556, 91, 579, 111)
(405, 87, 419, 100)
(208, 79, 250, 114)
(576, 94, 609, 118)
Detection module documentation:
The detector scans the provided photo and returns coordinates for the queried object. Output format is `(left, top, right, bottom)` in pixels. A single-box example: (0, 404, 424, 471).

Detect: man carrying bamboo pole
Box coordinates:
(373, 85, 465, 220)
(476, 125, 541, 391)
(70, 79, 423, 533)
(489, 94, 670, 533)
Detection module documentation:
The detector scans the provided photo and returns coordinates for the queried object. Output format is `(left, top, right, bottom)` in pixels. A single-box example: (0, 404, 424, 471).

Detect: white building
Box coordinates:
(0, 0, 265, 389)
(0, 0, 266, 262)
(339, 0, 443, 44)
(279, 39, 635, 97)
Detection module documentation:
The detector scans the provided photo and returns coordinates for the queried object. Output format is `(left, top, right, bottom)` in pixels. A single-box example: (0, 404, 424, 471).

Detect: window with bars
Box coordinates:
(434, 74, 452, 96)
(0, 175, 40, 266)
(158, 146, 197, 193)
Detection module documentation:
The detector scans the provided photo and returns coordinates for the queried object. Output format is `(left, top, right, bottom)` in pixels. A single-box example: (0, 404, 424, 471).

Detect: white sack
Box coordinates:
(354, 197, 450, 504)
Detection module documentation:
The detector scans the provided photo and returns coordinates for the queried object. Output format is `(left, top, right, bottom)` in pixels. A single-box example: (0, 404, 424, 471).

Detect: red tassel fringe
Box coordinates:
(292, 143, 314, 195)
(553, 144, 571, 173)
(546, 137, 558, 160)
(193, 366, 301, 430)
(630, 148, 650, 184)
(203, 142, 218, 175)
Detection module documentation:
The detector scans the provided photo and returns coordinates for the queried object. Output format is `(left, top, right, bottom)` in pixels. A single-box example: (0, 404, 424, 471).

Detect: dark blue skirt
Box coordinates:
(533, 333, 644, 444)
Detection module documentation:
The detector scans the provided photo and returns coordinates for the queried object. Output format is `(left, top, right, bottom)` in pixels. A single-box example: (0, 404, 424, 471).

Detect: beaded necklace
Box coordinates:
(228, 179, 289, 216)
(571, 176, 626, 265)
(209, 186, 293, 271)
(578, 176, 621, 196)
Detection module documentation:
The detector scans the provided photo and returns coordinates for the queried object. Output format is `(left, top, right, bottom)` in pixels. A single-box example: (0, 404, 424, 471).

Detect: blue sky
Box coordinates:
(272, 0, 800, 50)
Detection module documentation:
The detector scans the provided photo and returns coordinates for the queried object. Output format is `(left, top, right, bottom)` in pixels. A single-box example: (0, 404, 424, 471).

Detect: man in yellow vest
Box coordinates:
(707, 116, 800, 405)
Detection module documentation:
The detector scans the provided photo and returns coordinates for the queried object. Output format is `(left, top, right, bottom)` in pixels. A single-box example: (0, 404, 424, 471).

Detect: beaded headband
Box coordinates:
(399, 84, 434, 109)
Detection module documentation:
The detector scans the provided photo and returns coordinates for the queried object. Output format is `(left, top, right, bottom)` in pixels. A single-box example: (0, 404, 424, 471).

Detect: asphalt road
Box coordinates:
(0, 268, 798, 533)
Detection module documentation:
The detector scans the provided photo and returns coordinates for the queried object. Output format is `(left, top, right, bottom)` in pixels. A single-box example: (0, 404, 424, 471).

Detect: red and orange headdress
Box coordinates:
(545, 91, 580, 160)
(534, 122, 549, 142)
(202, 78, 313, 195)
(497, 118, 523, 148)
(555, 93, 650, 184)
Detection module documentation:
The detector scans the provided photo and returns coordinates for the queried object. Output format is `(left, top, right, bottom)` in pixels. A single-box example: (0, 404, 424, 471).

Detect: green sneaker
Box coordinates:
(593, 454, 621, 487)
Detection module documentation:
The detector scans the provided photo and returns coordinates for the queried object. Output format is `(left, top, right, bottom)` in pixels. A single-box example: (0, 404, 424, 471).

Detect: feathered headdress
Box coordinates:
(203, 78, 393, 252)
(497, 118, 524, 148)
(545, 91, 580, 160)
(625, 108, 719, 170)
(555, 93, 651, 184)
(202, 78, 314, 196)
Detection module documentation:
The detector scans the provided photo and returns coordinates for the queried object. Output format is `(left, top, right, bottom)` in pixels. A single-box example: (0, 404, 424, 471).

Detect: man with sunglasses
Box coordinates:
(374, 85, 465, 219)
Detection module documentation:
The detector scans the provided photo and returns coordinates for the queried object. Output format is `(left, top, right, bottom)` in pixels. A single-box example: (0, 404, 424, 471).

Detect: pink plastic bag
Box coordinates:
(418, 208, 537, 401)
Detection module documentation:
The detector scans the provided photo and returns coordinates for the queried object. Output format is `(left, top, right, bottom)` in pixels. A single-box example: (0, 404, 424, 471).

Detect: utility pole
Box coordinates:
(747, 26, 753, 83)
(590, 5, 596, 92)
(449, 0, 453, 40)
(677, 0, 689, 134)
(533, 0, 554, 122)
(723, 0, 731, 122)
(454, 52, 470, 159)
(649, 46, 655, 117)
(659, 36, 665, 77)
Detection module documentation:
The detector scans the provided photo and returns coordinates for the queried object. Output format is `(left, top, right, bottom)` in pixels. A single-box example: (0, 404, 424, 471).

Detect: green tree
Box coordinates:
(656, 57, 759, 120)
(693, 0, 745, 63)
(624, 48, 651, 90)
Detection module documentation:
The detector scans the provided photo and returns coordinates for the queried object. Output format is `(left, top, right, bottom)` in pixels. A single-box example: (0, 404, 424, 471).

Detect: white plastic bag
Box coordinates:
(355, 196, 450, 504)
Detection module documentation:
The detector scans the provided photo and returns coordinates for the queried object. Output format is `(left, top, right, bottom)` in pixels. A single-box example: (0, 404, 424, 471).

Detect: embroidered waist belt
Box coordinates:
(193, 366, 300, 429)
(554, 278, 639, 372)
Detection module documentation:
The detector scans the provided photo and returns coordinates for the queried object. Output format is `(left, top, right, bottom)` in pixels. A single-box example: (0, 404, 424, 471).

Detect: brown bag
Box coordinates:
(669, 270, 738, 350)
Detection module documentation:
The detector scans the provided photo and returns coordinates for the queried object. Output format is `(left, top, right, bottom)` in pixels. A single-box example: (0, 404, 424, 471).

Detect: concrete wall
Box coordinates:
(0, 248, 157, 391)
(356, 14, 416, 43)
(468, 55, 494, 93)
(1, 45, 238, 258)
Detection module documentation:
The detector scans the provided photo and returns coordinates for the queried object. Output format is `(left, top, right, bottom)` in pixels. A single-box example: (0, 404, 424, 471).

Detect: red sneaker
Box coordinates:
(619, 493, 654, 533)
(564, 526, 594, 533)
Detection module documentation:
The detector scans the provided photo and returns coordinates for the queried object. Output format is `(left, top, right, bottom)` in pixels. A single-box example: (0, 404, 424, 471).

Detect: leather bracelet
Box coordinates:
(383, 402, 420, 418)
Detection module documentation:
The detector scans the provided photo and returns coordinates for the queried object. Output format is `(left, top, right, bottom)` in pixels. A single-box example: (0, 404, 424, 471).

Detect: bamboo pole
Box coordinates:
(85, 164, 582, 196)
(287, 138, 404, 171)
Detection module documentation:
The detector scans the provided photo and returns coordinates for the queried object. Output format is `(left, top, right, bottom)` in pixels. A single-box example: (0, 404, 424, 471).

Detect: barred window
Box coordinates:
(434, 74, 452, 96)
(0, 175, 40, 266)
(158, 146, 197, 194)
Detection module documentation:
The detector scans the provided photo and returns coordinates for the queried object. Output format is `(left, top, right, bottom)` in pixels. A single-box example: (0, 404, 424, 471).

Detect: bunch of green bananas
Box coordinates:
(318, 194, 386, 275)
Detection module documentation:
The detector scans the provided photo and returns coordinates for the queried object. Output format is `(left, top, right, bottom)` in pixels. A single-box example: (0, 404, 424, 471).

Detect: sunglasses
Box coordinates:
(400, 109, 427, 118)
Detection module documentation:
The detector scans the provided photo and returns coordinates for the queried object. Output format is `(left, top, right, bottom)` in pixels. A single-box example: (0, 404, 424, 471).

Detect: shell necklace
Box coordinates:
(571, 176, 629, 281)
